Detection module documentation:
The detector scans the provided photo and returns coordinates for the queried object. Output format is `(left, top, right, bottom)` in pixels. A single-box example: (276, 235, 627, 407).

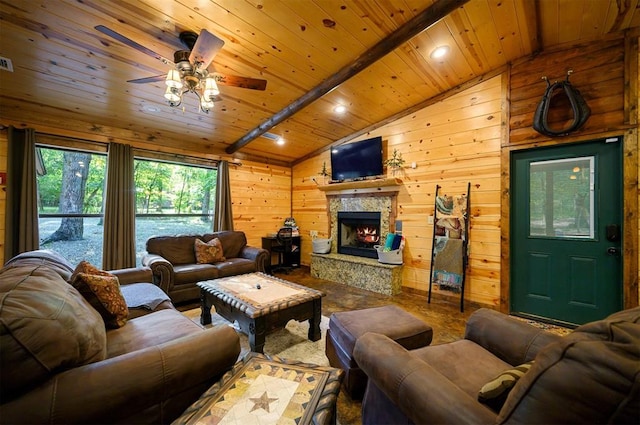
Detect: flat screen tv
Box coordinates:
(330, 136, 383, 181)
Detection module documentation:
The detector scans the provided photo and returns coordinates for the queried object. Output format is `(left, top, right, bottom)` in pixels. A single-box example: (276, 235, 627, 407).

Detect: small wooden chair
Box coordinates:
(271, 227, 294, 274)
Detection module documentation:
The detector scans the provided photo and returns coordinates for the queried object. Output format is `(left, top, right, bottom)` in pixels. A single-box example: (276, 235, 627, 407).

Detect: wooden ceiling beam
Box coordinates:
(225, 0, 470, 155)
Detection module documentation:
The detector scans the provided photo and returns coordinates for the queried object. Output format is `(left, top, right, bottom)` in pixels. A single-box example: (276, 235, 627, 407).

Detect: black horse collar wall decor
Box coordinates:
(533, 70, 591, 137)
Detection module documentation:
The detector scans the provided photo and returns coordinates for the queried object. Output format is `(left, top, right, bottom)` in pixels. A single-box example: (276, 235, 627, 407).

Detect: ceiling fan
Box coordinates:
(95, 25, 267, 113)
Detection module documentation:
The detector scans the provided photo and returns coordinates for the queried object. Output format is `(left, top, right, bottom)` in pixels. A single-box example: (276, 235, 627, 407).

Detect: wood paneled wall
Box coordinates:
(508, 36, 627, 144)
(293, 32, 639, 308)
(293, 76, 504, 306)
(230, 162, 292, 246)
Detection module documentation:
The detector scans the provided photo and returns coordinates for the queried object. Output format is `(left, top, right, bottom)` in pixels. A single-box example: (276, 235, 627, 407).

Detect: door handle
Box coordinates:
(607, 247, 621, 256)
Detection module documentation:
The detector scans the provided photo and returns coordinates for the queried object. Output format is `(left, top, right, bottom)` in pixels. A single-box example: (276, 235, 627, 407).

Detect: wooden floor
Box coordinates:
(270, 266, 479, 425)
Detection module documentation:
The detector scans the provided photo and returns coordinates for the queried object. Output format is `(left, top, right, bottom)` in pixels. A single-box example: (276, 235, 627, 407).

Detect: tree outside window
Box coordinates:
(37, 147, 106, 266)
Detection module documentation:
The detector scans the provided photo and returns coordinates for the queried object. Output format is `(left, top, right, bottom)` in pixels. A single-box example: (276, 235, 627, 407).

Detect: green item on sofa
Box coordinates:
(478, 360, 534, 411)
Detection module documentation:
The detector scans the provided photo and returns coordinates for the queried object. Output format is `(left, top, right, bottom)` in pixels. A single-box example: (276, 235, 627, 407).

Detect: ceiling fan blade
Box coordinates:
(212, 72, 267, 91)
(127, 75, 165, 84)
(189, 29, 224, 69)
(95, 25, 173, 65)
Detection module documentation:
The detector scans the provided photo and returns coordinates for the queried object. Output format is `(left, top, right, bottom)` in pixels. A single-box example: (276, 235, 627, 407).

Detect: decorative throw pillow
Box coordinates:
(195, 238, 226, 264)
(69, 260, 112, 282)
(70, 261, 129, 328)
(478, 361, 534, 412)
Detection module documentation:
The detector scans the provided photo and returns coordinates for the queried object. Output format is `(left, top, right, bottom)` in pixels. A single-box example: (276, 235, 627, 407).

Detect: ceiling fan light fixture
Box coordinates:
(97, 25, 266, 115)
(200, 96, 214, 112)
(164, 86, 182, 105)
(165, 69, 183, 89)
(203, 77, 220, 98)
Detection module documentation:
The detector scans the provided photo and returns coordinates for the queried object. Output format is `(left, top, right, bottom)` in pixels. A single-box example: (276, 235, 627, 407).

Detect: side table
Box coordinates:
(173, 352, 344, 425)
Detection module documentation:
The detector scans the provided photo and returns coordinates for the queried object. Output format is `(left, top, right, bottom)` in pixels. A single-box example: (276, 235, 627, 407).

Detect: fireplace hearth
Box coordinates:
(337, 211, 381, 259)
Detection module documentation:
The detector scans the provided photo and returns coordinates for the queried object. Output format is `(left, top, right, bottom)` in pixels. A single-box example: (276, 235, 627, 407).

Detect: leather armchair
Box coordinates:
(353, 307, 640, 424)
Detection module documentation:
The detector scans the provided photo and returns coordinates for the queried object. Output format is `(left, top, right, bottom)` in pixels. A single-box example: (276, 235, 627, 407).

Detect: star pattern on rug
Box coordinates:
(249, 391, 278, 413)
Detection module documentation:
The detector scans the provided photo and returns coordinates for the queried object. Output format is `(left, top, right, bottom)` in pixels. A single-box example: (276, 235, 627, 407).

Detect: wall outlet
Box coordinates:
(427, 215, 434, 225)
(310, 230, 318, 237)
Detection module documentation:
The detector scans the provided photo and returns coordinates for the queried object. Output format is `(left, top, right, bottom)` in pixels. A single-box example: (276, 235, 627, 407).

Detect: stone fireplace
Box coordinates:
(337, 211, 381, 259)
(311, 178, 402, 295)
(328, 190, 393, 255)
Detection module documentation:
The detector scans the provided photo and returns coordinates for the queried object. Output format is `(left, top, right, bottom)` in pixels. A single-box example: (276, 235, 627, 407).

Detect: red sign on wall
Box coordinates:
(0, 172, 6, 185)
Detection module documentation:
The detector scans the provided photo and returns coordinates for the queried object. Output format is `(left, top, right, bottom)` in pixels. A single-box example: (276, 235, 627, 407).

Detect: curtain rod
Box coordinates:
(35, 131, 109, 147)
(133, 147, 243, 167)
(32, 131, 242, 167)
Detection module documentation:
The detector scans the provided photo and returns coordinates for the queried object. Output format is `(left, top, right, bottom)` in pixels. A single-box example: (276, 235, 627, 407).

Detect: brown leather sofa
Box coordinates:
(353, 307, 640, 425)
(0, 250, 241, 424)
(142, 231, 269, 304)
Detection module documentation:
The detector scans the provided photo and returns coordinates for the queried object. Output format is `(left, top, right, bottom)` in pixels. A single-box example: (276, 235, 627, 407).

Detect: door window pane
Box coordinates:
(529, 156, 594, 239)
(134, 159, 216, 264)
(37, 147, 107, 266)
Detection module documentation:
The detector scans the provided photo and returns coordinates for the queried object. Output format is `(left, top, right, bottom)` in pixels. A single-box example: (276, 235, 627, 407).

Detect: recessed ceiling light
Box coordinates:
(144, 105, 161, 113)
(430, 45, 450, 59)
(334, 105, 346, 114)
(276, 137, 285, 146)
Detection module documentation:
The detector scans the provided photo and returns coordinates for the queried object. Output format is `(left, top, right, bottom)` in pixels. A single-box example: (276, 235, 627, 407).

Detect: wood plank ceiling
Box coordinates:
(0, 0, 638, 166)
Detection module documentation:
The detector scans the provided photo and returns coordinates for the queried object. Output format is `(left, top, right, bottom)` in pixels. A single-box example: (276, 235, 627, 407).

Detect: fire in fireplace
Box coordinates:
(337, 211, 381, 259)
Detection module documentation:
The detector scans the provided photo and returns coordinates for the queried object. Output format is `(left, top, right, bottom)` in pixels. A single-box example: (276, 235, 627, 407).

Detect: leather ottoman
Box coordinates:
(325, 305, 433, 399)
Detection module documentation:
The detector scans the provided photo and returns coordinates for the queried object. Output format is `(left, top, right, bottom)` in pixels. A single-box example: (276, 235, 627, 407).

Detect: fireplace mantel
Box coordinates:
(318, 177, 402, 196)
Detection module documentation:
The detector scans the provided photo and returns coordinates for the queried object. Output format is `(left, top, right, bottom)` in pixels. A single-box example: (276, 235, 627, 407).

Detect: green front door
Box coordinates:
(510, 137, 623, 325)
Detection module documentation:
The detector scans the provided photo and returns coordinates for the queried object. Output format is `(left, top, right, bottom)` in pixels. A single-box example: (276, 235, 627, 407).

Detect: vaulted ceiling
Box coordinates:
(1, 0, 638, 165)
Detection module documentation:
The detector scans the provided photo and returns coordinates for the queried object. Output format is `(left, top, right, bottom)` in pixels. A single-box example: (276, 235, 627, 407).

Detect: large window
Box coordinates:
(37, 147, 107, 266)
(134, 159, 217, 264)
(36, 146, 218, 268)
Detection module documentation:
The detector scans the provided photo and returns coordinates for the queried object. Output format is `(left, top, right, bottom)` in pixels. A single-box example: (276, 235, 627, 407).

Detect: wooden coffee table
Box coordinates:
(173, 352, 343, 425)
(198, 273, 325, 353)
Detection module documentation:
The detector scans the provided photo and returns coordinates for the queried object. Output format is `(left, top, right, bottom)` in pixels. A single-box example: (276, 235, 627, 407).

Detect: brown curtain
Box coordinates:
(4, 127, 39, 262)
(214, 160, 234, 231)
(102, 142, 136, 269)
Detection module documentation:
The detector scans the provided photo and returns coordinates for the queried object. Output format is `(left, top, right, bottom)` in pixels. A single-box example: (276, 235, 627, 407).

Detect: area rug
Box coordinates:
(183, 308, 330, 366)
(511, 315, 573, 336)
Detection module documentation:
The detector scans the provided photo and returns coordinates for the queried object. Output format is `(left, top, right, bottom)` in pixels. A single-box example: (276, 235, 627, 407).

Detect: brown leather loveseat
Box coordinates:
(353, 307, 640, 424)
(0, 250, 241, 424)
(142, 231, 269, 304)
